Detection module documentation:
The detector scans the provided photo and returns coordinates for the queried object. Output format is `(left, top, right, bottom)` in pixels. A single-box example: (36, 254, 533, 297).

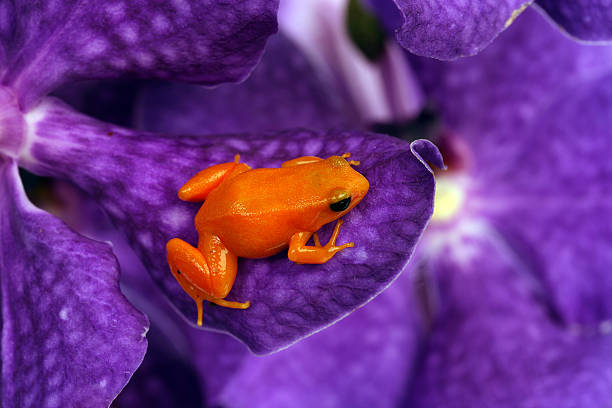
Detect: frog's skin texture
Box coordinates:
(167, 154, 369, 326)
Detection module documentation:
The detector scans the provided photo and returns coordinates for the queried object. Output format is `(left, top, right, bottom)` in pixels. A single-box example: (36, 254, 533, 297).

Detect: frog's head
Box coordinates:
(311, 154, 369, 226)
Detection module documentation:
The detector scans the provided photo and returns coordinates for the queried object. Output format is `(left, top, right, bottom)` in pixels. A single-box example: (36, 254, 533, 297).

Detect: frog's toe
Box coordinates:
(210, 298, 251, 309)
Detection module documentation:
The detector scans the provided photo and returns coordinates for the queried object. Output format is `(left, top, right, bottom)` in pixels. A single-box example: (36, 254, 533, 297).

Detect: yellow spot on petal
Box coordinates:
(432, 177, 466, 223)
(505, 3, 530, 28)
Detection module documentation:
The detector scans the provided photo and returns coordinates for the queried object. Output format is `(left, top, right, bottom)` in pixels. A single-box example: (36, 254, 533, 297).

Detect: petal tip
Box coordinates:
(410, 139, 446, 172)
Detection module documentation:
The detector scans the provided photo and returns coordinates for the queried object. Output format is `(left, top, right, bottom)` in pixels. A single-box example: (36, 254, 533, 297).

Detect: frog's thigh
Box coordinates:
(166, 238, 213, 295)
(178, 161, 238, 202)
(167, 237, 247, 326)
(197, 232, 238, 299)
(281, 156, 323, 167)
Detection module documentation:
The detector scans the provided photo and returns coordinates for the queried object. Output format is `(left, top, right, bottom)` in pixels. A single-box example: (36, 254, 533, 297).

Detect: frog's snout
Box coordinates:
(351, 173, 370, 204)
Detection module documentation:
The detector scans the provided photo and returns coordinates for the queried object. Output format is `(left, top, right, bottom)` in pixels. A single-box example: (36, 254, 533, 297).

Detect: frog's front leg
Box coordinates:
(166, 233, 249, 326)
(288, 220, 354, 264)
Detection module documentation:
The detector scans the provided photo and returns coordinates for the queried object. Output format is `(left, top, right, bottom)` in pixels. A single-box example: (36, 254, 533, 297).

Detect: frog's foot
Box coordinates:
(167, 238, 215, 326)
(288, 219, 354, 264)
(324, 219, 355, 251)
(209, 298, 251, 309)
(341, 152, 360, 166)
(167, 236, 248, 326)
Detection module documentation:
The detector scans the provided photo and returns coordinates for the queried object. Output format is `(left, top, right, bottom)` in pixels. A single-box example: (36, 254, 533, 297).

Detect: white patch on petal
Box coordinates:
(171, 0, 191, 14)
(152, 14, 170, 33)
(118, 24, 138, 44)
(82, 37, 108, 58)
(164, 207, 192, 229)
(424, 218, 489, 268)
(106, 3, 125, 19)
(352, 248, 368, 262)
(159, 45, 178, 62)
(22, 100, 52, 164)
(138, 232, 152, 248)
(135, 52, 154, 69)
(109, 58, 128, 70)
(260, 140, 279, 158)
(303, 139, 322, 156)
(226, 138, 250, 151)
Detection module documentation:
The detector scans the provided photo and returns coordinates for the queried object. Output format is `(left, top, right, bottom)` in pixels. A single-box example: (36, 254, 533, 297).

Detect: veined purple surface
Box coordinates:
(15, 98, 440, 353)
(0, 157, 148, 407)
(1, 0, 278, 109)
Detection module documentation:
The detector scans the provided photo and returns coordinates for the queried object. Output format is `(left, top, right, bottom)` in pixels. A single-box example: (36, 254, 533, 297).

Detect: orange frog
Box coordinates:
(166, 153, 370, 326)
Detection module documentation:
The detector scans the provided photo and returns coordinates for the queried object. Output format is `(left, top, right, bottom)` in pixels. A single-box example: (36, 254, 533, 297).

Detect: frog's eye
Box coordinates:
(330, 196, 351, 212)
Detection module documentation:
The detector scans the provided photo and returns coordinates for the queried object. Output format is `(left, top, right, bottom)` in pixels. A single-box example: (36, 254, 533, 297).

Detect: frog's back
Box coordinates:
(195, 165, 325, 258)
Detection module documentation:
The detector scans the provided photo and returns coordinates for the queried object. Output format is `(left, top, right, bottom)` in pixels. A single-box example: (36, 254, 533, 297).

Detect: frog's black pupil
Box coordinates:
(330, 197, 351, 212)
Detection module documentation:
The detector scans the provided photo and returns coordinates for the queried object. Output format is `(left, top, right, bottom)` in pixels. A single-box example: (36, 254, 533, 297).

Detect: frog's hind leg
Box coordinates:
(197, 232, 249, 309)
(166, 236, 249, 327)
(167, 238, 212, 326)
(178, 155, 251, 202)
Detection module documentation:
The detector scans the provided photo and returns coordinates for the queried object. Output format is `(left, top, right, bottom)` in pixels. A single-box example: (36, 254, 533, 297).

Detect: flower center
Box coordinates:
(432, 176, 466, 223)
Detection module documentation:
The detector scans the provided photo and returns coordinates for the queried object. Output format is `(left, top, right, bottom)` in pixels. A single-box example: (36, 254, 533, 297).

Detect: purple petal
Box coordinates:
(136, 34, 355, 135)
(207, 270, 421, 408)
(0, 2, 13, 70)
(0, 157, 148, 407)
(52, 79, 142, 128)
(2, 0, 278, 109)
(114, 325, 204, 408)
(116, 237, 421, 407)
(411, 138, 446, 172)
(67, 185, 422, 406)
(536, 0, 612, 42)
(413, 9, 612, 326)
(13, 99, 437, 353)
(38, 180, 205, 407)
(411, 233, 612, 407)
(368, 0, 533, 60)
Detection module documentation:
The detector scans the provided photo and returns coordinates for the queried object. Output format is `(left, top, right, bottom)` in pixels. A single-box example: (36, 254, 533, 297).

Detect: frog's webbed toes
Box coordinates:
(210, 298, 251, 309)
(341, 152, 360, 166)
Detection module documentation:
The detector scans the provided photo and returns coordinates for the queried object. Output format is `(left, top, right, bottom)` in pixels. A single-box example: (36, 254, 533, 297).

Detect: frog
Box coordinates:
(166, 153, 370, 326)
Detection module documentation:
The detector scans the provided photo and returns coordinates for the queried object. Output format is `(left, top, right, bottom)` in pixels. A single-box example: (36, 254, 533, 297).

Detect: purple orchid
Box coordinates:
(100, 5, 612, 408)
(0, 1, 442, 406)
(367, 0, 612, 60)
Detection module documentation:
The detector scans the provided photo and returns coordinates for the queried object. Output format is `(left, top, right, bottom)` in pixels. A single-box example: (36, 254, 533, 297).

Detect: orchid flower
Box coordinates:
(106, 4, 612, 408)
(0, 1, 441, 406)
